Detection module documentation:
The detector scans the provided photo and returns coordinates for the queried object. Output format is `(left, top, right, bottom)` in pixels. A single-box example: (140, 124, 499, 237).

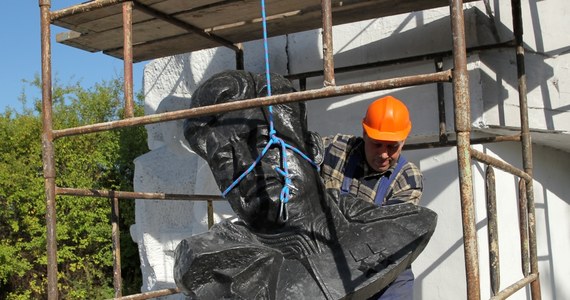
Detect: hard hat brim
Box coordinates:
(362, 122, 411, 142)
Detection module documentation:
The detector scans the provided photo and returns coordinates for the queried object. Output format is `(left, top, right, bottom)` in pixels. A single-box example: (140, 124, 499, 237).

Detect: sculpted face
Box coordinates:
(184, 71, 323, 230)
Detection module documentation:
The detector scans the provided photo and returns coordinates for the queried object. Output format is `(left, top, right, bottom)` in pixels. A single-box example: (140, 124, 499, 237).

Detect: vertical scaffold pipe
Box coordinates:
(511, 0, 541, 298)
(111, 192, 123, 298)
(40, 0, 58, 299)
(450, 0, 481, 299)
(321, 0, 335, 86)
(123, 2, 134, 118)
(435, 57, 448, 143)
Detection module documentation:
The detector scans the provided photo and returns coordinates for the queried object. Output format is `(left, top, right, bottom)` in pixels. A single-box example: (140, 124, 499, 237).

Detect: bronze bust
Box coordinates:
(174, 70, 437, 299)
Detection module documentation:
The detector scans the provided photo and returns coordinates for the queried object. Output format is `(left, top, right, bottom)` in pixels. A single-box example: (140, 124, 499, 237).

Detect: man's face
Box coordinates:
(193, 105, 319, 227)
(363, 132, 404, 173)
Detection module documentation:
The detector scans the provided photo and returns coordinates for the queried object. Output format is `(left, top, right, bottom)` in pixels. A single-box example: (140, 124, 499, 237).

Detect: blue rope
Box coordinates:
(221, 131, 321, 220)
(261, 0, 272, 98)
(221, 0, 319, 222)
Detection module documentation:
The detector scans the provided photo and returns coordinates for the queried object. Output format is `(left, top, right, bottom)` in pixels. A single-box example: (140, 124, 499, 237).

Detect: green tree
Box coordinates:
(0, 76, 148, 299)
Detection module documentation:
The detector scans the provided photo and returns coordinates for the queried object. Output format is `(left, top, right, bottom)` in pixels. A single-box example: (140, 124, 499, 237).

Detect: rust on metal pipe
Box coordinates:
(518, 179, 530, 276)
(53, 70, 452, 139)
(512, 0, 531, 161)
(111, 193, 123, 297)
(57, 187, 220, 232)
(132, 1, 239, 52)
(470, 149, 532, 182)
(486, 166, 500, 296)
(50, 0, 125, 21)
(208, 200, 214, 229)
(490, 273, 538, 300)
(40, 0, 59, 299)
(456, 133, 480, 300)
(435, 57, 448, 143)
(123, 2, 134, 118)
(56, 187, 224, 201)
(511, 0, 541, 297)
(450, 0, 480, 298)
(526, 181, 540, 298)
(450, 2, 471, 134)
(110, 287, 181, 300)
(321, 0, 335, 86)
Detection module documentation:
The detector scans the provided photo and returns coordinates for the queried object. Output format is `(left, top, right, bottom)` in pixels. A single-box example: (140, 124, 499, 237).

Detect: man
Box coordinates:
(174, 71, 436, 299)
(321, 95, 423, 299)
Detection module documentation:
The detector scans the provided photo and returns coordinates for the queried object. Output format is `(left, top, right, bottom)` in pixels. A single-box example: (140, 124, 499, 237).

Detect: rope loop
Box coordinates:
(220, 0, 319, 222)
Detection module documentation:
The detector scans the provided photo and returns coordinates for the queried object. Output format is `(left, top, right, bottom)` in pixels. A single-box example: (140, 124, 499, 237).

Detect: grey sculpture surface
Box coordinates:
(174, 70, 437, 299)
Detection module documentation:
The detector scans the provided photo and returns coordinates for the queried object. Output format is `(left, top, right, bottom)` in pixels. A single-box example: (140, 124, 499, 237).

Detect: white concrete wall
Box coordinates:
(132, 0, 570, 299)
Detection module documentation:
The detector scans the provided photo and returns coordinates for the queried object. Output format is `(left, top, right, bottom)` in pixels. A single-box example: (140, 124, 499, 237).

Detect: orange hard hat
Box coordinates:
(362, 95, 412, 141)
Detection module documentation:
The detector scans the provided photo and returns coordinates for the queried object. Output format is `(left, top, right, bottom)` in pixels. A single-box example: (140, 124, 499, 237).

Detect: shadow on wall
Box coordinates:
(398, 147, 468, 297)
(331, 7, 513, 74)
(486, 142, 570, 300)
(332, 5, 558, 134)
(412, 142, 569, 300)
(307, 80, 442, 141)
(144, 48, 237, 150)
(305, 6, 551, 138)
(144, 47, 237, 100)
(414, 217, 491, 296)
(479, 50, 556, 130)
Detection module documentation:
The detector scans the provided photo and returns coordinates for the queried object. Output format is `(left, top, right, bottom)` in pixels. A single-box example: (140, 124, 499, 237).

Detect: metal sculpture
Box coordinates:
(174, 70, 437, 300)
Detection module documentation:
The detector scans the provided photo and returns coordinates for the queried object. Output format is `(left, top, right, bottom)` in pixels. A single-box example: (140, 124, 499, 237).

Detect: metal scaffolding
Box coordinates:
(39, 0, 541, 299)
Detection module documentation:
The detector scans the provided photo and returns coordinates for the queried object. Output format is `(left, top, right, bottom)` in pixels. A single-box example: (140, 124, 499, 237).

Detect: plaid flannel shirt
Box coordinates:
(320, 134, 423, 205)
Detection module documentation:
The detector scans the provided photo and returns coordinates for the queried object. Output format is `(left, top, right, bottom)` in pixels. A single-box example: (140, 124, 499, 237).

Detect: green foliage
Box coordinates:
(0, 76, 148, 299)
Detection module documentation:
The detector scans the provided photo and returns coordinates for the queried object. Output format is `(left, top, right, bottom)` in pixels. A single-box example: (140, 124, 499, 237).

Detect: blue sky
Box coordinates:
(1, 2, 145, 113)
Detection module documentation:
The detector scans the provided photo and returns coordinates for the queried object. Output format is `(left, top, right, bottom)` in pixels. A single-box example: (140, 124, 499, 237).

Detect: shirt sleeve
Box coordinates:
(385, 162, 423, 205)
